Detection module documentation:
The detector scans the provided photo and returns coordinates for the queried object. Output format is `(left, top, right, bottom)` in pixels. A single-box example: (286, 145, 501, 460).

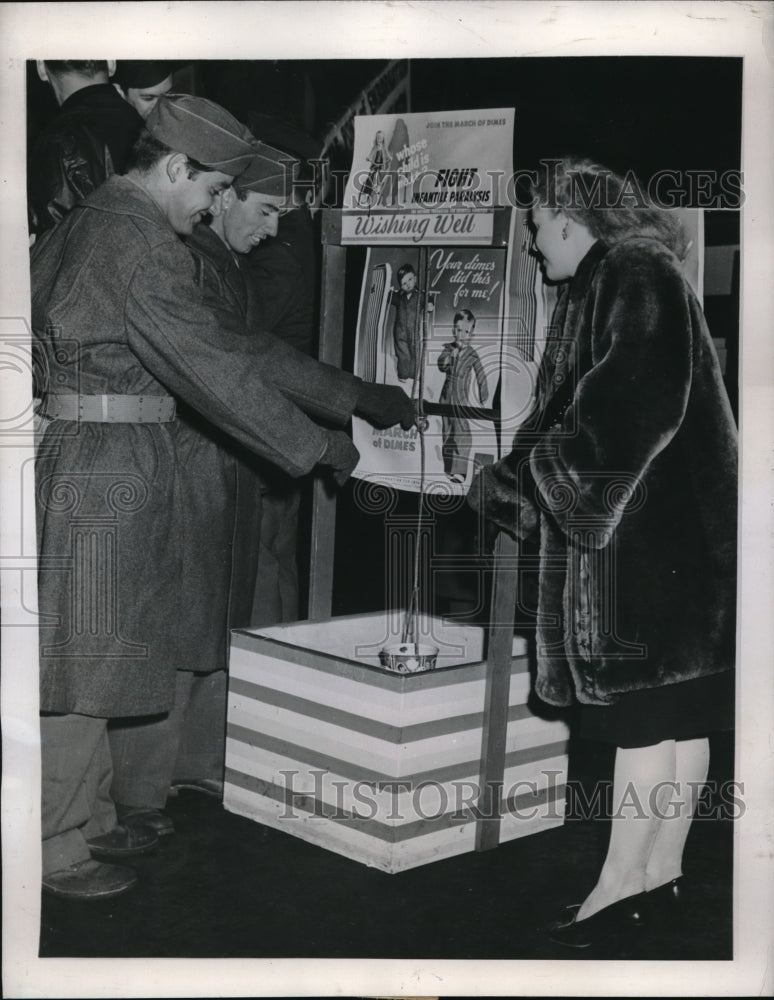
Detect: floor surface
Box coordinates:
(39, 732, 734, 962)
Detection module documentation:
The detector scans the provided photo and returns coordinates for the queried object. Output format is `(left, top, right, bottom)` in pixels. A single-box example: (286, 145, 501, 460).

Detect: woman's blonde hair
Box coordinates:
(529, 156, 689, 259)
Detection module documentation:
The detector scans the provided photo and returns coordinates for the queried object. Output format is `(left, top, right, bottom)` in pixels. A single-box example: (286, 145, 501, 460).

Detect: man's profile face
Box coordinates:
(125, 76, 174, 119)
(223, 191, 289, 254)
(166, 166, 233, 235)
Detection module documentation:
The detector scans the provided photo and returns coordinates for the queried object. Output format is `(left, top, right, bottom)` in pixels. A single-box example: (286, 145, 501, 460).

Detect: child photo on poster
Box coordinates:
(352, 245, 506, 492)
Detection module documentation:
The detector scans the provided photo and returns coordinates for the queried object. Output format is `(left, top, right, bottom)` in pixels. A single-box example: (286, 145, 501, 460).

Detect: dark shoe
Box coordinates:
(86, 823, 158, 860)
(43, 859, 137, 900)
(168, 777, 224, 799)
(648, 875, 687, 908)
(548, 891, 649, 949)
(646, 876, 688, 926)
(116, 805, 175, 838)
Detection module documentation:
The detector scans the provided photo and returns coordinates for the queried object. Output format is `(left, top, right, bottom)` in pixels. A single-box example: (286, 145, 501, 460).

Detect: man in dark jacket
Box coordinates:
(113, 60, 174, 120)
(28, 60, 142, 237)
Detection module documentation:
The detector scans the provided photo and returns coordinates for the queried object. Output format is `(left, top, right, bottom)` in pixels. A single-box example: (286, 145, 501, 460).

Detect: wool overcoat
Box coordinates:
(183, 223, 361, 634)
(469, 238, 737, 706)
(32, 176, 354, 716)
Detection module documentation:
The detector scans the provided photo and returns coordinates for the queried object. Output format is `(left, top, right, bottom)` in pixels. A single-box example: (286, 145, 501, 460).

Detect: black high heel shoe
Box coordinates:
(647, 875, 686, 908)
(646, 876, 687, 926)
(548, 891, 649, 949)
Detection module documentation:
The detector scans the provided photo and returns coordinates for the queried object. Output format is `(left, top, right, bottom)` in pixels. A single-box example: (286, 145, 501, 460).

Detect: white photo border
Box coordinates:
(2, 2, 772, 997)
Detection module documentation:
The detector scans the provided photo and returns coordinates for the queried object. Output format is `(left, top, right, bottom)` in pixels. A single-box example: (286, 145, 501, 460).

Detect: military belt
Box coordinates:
(41, 394, 177, 423)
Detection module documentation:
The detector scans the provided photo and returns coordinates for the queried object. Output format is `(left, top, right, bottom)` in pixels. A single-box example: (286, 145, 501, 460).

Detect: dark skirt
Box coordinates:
(578, 669, 735, 748)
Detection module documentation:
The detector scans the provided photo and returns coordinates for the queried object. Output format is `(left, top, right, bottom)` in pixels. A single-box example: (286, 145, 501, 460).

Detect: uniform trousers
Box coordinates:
(108, 669, 227, 809)
(41, 713, 117, 874)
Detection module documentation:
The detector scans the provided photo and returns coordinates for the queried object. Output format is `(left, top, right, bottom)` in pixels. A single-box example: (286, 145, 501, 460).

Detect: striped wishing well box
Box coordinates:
(224, 613, 569, 873)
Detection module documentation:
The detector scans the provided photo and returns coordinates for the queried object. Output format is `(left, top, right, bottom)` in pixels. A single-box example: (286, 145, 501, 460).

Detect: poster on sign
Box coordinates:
(342, 108, 515, 246)
(351, 244, 517, 493)
(348, 107, 541, 493)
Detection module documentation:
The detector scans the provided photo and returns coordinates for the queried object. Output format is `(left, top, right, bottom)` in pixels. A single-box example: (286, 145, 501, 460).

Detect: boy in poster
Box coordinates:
(438, 308, 489, 482)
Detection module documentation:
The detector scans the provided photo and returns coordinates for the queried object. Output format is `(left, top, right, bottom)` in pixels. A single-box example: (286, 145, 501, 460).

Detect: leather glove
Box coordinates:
(319, 430, 360, 486)
(354, 381, 415, 430)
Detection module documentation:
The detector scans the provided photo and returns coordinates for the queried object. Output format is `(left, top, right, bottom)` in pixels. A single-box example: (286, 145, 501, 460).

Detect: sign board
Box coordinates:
(342, 108, 515, 247)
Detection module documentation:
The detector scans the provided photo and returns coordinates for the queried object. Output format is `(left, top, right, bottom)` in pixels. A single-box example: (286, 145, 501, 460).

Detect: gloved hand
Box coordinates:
(354, 381, 415, 430)
(467, 460, 539, 541)
(319, 430, 360, 486)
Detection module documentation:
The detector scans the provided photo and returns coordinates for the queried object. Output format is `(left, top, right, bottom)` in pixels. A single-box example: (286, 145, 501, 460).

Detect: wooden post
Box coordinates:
(475, 530, 520, 851)
(473, 205, 526, 850)
(308, 240, 346, 619)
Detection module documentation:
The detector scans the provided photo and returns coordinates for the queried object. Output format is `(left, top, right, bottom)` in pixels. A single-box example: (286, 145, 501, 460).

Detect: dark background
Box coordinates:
(28, 56, 743, 187)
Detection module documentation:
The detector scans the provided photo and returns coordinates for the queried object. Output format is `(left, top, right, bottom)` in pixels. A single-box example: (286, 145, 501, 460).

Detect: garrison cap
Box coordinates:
(234, 140, 300, 201)
(145, 94, 255, 177)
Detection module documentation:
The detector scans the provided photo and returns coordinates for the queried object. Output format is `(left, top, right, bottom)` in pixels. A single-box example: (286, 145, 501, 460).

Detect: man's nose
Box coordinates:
(265, 215, 280, 237)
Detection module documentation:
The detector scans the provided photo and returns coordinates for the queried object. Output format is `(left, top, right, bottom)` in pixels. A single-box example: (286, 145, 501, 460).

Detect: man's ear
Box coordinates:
(36, 61, 49, 84)
(113, 82, 127, 100)
(217, 187, 237, 214)
(166, 153, 189, 183)
(107, 60, 116, 78)
(209, 187, 234, 217)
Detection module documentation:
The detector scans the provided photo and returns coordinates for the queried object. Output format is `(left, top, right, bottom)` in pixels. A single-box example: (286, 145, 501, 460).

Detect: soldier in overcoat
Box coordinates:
(32, 94, 411, 900)
(107, 137, 412, 831)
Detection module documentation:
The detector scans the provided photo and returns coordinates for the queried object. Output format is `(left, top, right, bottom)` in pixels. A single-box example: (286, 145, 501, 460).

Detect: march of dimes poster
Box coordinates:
(344, 108, 544, 493)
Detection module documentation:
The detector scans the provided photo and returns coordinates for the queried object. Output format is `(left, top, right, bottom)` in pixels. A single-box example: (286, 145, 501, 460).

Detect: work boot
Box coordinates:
(42, 859, 137, 900)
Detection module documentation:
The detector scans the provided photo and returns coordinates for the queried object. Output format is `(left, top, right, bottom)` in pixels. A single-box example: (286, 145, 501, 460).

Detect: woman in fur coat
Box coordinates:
(469, 157, 737, 948)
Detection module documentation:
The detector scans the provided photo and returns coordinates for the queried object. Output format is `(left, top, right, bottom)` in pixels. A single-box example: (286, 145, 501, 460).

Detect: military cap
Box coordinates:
(234, 140, 300, 201)
(145, 94, 255, 177)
